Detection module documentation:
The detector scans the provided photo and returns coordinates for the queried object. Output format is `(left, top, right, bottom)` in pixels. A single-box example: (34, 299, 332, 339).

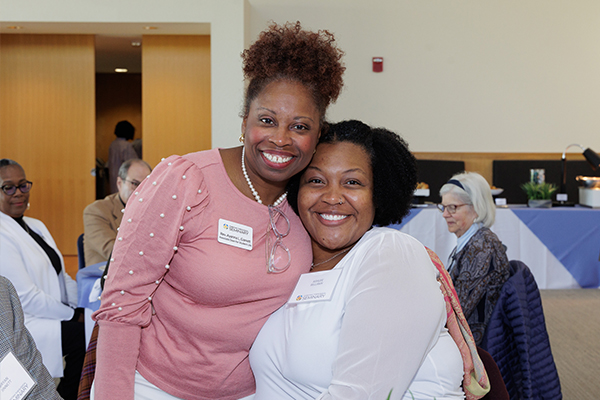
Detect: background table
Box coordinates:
(389, 205, 600, 289)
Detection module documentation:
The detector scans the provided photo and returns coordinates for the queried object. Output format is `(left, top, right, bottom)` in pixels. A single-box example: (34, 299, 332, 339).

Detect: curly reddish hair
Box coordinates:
(241, 21, 345, 122)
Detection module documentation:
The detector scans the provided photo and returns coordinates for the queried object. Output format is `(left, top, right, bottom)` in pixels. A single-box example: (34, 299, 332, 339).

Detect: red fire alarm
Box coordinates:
(372, 57, 383, 73)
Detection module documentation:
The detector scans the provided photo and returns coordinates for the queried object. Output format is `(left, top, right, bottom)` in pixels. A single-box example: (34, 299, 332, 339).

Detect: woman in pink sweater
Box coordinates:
(91, 22, 345, 400)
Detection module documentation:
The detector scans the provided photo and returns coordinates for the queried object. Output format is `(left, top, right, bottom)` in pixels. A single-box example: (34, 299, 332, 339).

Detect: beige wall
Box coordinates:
(247, 0, 600, 154)
(5, 1, 599, 154)
(0, 34, 95, 255)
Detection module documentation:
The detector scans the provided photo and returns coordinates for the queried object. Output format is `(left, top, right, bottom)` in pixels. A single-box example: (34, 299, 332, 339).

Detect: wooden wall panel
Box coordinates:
(414, 152, 585, 185)
(0, 34, 95, 255)
(142, 35, 211, 167)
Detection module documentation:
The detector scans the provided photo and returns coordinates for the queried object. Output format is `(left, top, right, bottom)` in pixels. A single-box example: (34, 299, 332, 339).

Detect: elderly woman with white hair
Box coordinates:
(438, 171, 510, 345)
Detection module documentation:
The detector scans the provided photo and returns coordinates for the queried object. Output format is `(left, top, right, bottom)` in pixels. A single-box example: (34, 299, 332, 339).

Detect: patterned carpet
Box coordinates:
(540, 289, 600, 399)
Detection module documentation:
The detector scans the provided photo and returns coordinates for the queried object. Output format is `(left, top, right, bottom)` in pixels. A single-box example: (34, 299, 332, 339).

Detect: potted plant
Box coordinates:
(521, 181, 557, 208)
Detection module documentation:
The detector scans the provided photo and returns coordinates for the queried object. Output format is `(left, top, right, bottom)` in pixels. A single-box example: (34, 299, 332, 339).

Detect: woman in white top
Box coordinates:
(247, 120, 465, 400)
(0, 159, 85, 400)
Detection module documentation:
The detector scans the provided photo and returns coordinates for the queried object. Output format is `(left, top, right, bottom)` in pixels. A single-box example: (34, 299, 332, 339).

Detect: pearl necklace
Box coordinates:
(241, 147, 288, 207)
(311, 247, 351, 270)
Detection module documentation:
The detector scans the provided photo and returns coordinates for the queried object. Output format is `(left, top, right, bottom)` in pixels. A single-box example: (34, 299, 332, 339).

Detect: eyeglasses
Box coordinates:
(266, 205, 291, 274)
(125, 179, 141, 188)
(436, 203, 471, 214)
(1, 181, 33, 196)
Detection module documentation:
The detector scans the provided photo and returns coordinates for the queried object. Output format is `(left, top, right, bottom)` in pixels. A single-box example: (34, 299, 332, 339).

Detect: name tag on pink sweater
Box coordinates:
(218, 219, 253, 250)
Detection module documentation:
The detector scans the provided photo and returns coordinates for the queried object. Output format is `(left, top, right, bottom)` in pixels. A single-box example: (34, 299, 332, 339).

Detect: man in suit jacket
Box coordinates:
(83, 159, 151, 266)
(0, 276, 62, 400)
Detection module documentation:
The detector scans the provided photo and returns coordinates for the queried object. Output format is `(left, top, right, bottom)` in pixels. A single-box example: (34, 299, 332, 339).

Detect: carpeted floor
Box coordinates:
(540, 289, 600, 399)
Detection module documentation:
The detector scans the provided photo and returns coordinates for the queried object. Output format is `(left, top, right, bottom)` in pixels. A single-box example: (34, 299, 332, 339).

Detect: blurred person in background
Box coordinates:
(83, 158, 152, 266)
(0, 159, 85, 400)
(107, 120, 138, 194)
(438, 172, 510, 344)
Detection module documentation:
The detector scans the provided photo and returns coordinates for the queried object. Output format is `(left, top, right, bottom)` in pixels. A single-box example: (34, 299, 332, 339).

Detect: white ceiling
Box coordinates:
(1, 22, 211, 74)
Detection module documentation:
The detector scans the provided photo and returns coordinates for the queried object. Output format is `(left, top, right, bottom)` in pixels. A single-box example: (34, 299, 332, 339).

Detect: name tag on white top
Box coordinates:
(288, 269, 342, 304)
(218, 219, 253, 250)
(0, 351, 36, 400)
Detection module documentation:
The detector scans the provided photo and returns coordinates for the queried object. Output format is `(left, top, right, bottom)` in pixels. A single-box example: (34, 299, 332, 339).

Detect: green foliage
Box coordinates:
(520, 181, 557, 200)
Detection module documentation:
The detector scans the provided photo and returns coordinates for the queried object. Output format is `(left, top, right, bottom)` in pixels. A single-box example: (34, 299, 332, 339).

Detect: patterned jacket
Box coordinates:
(450, 227, 510, 345)
(0, 276, 62, 399)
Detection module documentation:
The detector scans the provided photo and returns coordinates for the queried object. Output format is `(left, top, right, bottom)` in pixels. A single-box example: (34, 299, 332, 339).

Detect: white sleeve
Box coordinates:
(317, 232, 446, 400)
(0, 235, 74, 321)
(63, 269, 79, 308)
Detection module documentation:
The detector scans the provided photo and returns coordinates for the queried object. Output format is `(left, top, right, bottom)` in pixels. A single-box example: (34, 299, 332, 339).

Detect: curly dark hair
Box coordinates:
(241, 21, 345, 122)
(287, 120, 417, 226)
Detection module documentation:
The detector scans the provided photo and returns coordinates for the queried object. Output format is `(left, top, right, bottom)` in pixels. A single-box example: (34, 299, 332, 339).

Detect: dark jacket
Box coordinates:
(481, 261, 562, 400)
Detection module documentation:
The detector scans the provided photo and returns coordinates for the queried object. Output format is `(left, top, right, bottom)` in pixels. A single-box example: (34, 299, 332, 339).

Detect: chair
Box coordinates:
(77, 233, 85, 270)
(481, 260, 562, 399)
(478, 346, 509, 400)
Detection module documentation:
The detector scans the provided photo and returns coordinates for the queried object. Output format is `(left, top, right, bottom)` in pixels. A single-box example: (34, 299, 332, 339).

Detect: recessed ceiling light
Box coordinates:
(7, 26, 23, 30)
(115, 68, 128, 73)
(131, 41, 141, 47)
(144, 26, 158, 30)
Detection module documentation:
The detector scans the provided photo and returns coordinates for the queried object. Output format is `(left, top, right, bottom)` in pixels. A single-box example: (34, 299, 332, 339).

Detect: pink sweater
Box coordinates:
(93, 149, 312, 400)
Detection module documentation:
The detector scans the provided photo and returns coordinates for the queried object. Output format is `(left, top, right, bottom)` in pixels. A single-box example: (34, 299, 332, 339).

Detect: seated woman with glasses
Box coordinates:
(438, 172, 510, 345)
(246, 120, 488, 400)
(0, 159, 85, 400)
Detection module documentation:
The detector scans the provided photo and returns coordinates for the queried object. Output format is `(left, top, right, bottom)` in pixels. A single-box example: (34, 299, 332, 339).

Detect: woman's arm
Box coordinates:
(92, 155, 208, 400)
(317, 232, 446, 400)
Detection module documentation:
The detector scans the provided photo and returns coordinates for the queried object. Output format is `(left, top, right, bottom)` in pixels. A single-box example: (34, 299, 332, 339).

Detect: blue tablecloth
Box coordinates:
(510, 207, 600, 288)
(390, 205, 600, 289)
(76, 262, 106, 312)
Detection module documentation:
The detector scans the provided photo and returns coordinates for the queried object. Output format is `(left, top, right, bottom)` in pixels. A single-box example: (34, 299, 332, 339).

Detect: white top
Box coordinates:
(248, 227, 465, 400)
(0, 211, 78, 377)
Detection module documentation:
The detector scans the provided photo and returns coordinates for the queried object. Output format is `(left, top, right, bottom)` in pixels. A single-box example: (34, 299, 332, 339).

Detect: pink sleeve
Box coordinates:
(92, 155, 208, 400)
(94, 321, 142, 399)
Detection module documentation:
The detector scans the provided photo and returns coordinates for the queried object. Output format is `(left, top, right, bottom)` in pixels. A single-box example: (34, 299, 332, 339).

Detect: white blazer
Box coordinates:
(0, 211, 78, 377)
